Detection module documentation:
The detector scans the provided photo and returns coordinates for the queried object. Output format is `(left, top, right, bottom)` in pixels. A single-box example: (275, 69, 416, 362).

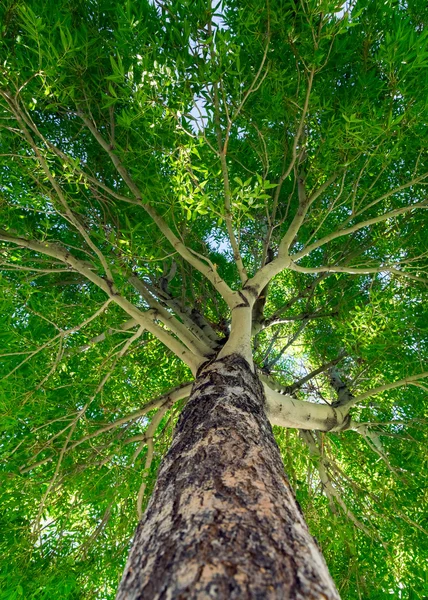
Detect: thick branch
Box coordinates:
(129, 275, 214, 357)
(328, 367, 354, 407)
(218, 302, 254, 366)
(263, 382, 350, 432)
(144, 281, 221, 348)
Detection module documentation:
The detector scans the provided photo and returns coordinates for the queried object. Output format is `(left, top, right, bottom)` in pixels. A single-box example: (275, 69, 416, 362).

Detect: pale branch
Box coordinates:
(279, 69, 315, 186)
(31, 325, 138, 533)
(187, 248, 240, 310)
(23, 305, 61, 332)
(263, 311, 339, 330)
(20, 383, 192, 474)
(133, 402, 177, 519)
(2, 333, 61, 381)
(161, 260, 177, 286)
(292, 199, 428, 262)
(33, 411, 79, 538)
(9, 413, 78, 460)
(244, 241, 291, 297)
(1, 299, 112, 380)
(261, 67, 317, 264)
(2, 90, 140, 206)
(350, 171, 428, 221)
(129, 275, 214, 357)
(348, 152, 380, 214)
(0, 231, 202, 372)
(278, 173, 310, 256)
(307, 173, 342, 207)
(0, 349, 38, 358)
(258, 370, 294, 397)
(251, 247, 274, 332)
(261, 163, 295, 267)
(69, 382, 192, 455)
(1, 92, 115, 282)
(34, 337, 65, 391)
(288, 261, 428, 283)
(262, 382, 351, 432)
(187, 307, 222, 345)
(0, 262, 69, 273)
(213, 82, 248, 285)
(249, 122, 270, 179)
(131, 405, 168, 466)
(146, 312, 211, 362)
(248, 173, 428, 293)
(79, 114, 238, 308)
(247, 175, 339, 294)
(253, 273, 328, 335)
(341, 371, 428, 410)
(349, 423, 404, 479)
(305, 171, 348, 247)
(301, 435, 335, 513)
(320, 453, 417, 538)
(259, 329, 281, 367)
(145, 280, 221, 348)
(27, 327, 145, 471)
(80, 504, 113, 559)
(72, 318, 137, 354)
(225, 20, 270, 151)
(410, 381, 428, 392)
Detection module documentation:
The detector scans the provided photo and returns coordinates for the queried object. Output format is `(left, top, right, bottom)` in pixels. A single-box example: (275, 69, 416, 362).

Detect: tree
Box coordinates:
(1, 0, 428, 597)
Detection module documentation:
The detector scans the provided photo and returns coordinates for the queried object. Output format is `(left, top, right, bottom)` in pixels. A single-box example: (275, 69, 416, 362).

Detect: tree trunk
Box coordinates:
(117, 354, 340, 599)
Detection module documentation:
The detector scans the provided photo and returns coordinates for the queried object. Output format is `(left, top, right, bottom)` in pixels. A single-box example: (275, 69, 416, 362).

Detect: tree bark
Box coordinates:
(116, 354, 340, 600)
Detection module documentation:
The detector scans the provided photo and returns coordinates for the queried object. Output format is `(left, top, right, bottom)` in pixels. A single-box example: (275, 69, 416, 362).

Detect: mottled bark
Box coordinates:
(117, 354, 340, 600)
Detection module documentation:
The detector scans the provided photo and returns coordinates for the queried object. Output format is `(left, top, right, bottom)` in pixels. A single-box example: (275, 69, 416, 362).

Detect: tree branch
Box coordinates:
(146, 280, 221, 347)
(1, 92, 115, 282)
(247, 174, 339, 294)
(288, 354, 346, 393)
(0, 231, 202, 372)
(341, 371, 428, 410)
(329, 367, 354, 408)
(129, 275, 214, 357)
(292, 200, 428, 261)
(79, 114, 239, 308)
(262, 381, 351, 431)
(213, 82, 248, 285)
(288, 261, 428, 283)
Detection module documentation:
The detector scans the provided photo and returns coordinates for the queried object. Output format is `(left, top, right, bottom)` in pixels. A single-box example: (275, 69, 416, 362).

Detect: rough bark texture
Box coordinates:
(117, 354, 340, 600)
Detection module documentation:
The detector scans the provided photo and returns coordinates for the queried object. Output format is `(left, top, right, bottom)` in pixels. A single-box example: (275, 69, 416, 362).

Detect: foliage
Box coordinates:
(1, 0, 428, 598)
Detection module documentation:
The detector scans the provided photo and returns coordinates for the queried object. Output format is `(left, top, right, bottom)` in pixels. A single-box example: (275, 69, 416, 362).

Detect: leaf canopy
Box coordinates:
(1, 0, 428, 598)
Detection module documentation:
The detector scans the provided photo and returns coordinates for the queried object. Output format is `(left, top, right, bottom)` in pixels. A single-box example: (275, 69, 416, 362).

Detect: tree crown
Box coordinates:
(1, 0, 428, 597)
